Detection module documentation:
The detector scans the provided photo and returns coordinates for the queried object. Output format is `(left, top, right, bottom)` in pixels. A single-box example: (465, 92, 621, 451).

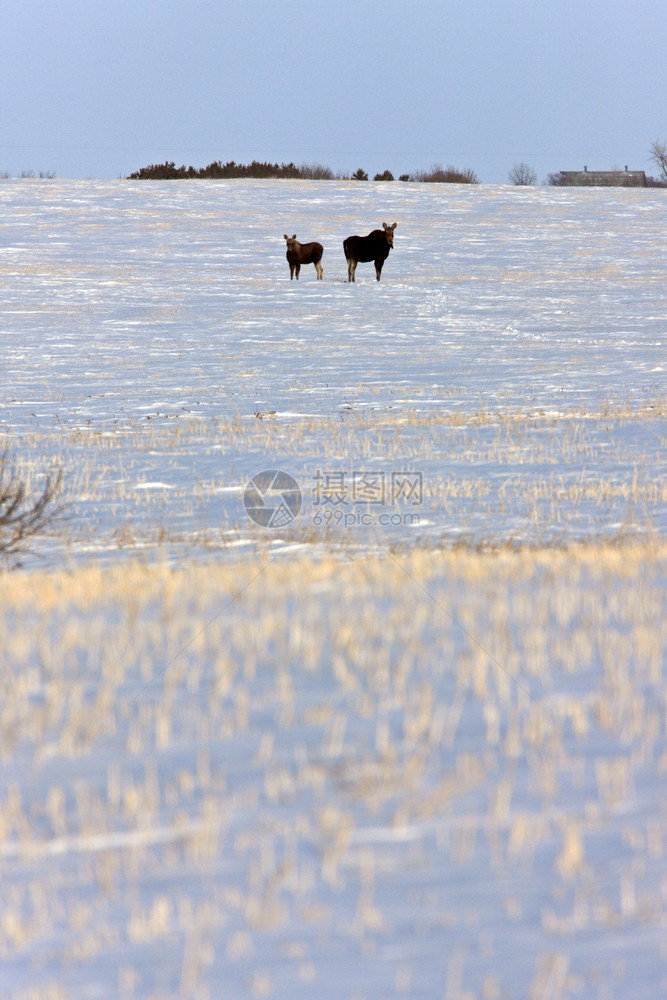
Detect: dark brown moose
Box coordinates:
(343, 222, 397, 282)
(284, 234, 324, 280)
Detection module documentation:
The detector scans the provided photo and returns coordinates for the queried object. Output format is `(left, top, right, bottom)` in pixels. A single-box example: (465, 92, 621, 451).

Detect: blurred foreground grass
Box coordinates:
(0, 542, 665, 998)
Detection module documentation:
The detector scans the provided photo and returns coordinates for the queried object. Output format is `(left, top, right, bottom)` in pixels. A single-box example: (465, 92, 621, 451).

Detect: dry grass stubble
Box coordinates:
(0, 542, 665, 996)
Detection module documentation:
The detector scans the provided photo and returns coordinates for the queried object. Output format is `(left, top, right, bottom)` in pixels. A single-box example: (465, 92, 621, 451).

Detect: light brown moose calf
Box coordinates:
(284, 234, 324, 280)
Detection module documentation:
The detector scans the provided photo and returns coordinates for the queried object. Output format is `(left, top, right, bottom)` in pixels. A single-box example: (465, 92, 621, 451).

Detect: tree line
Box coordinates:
(6, 142, 667, 186)
(127, 160, 480, 183)
(127, 148, 667, 186)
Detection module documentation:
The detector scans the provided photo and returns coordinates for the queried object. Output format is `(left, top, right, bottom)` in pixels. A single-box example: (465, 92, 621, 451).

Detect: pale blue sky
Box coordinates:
(1, 0, 666, 183)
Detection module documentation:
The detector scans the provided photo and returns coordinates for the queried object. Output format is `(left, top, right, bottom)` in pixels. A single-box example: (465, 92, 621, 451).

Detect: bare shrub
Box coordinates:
(509, 161, 536, 185)
(0, 453, 65, 565)
(649, 139, 667, 182)
(298, 162, 335, 180)
(18, 168, 56, 179)
(411, 163, 479, 184)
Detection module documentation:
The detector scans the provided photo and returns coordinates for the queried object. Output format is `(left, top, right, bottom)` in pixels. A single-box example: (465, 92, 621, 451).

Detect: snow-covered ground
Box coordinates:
(0, 180, 665, 1000)
(1, 549, 666, 1000)
(1, 179, 665, 560)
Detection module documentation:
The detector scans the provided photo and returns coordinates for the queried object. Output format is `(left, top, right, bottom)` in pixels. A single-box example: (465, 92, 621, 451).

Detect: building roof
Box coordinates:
(555, 167, 647, 187)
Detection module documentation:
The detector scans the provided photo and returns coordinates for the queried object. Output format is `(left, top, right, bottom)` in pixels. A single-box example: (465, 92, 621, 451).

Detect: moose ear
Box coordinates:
(383, 222, 388, 230)
(284, 234, 289, 240)
(292, 234, 297, 240)
(390, 222, 397, 231)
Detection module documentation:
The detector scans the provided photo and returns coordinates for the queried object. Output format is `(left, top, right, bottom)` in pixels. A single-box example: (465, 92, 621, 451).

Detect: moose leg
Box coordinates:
(315, 261, 323, 279)
(347, 259, 357, 282)
(375, 259, 383, 281)
(289, 262, 295, 279)
(295, 263, 301, 280)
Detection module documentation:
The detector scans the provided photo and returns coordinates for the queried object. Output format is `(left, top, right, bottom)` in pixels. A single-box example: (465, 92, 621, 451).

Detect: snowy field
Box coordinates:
(0, 179, 666, 1000)
(1, 178, 665, 558)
